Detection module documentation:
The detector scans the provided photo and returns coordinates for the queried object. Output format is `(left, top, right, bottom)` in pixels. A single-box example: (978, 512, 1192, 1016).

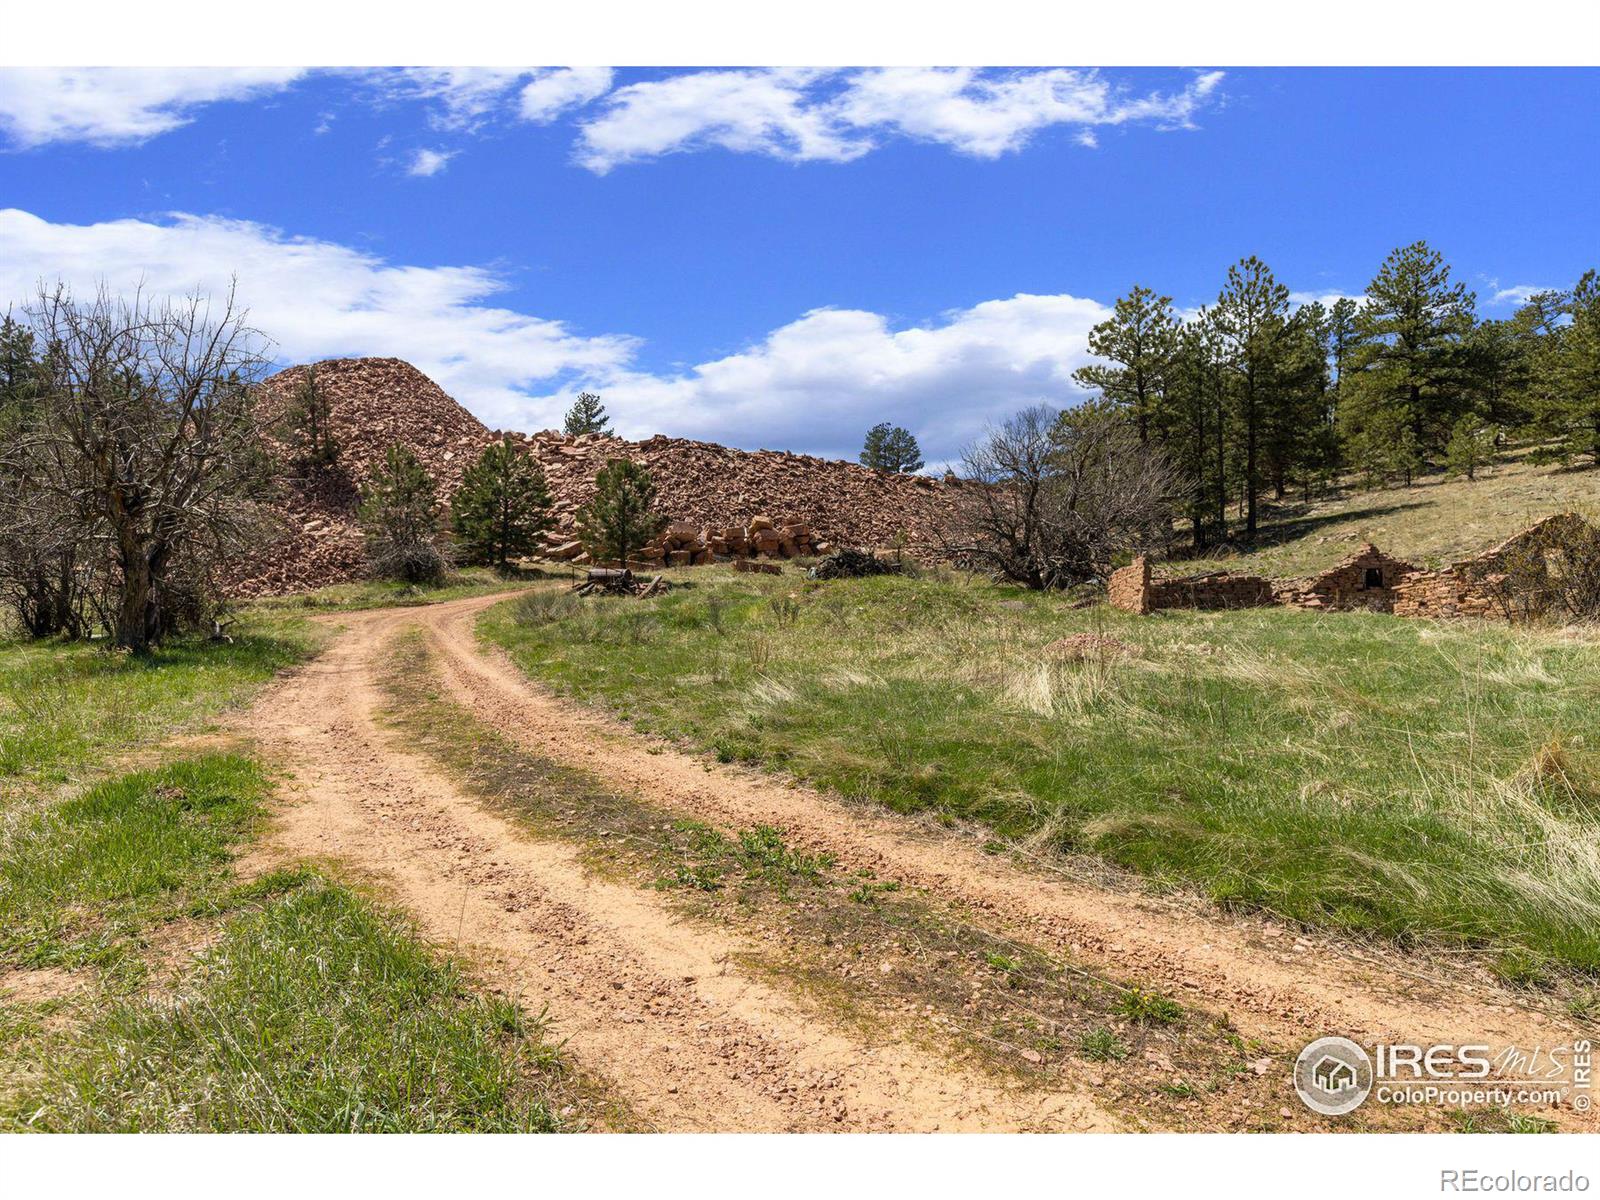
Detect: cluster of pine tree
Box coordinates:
(1075, 243, 1600, 549)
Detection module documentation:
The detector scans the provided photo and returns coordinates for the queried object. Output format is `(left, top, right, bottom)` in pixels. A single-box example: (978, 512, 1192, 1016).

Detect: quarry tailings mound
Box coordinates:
(229, 357, 958, 595)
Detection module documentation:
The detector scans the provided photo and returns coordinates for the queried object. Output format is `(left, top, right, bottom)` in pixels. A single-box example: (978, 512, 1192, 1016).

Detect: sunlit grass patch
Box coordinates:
(481, 570, 1600, 975)
(5, 880, 568, 1133)
(0, 617, 317, 787)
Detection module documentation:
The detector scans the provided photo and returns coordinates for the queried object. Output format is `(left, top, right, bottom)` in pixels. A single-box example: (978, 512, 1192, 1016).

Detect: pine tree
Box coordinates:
(1072, 285, 1179, 444)
(1212, 257, 1293, 538)
(563, 391, 611, 436)
(360, 444, 445, 583)
(1165, 315, 1228, 548)
(1530, 270, 1600, 466)
(451, 436, 554, 567)
(574, 459, 666, 569)
(1443, 415, 1496, 481)
(282, 364, 340, 467)
(1344, 241, 1476, 477)
(859, 422, 924, 472)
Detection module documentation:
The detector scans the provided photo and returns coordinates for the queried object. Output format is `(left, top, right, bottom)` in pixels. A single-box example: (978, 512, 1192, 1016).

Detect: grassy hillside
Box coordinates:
(1173, 451, 1600, 580)
(483, 570, 1600, 980)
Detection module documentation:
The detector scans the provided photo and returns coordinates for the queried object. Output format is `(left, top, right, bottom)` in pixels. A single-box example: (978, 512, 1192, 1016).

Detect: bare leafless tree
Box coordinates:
(947, 400, 1182, 589)
(7, 283, 274, 649)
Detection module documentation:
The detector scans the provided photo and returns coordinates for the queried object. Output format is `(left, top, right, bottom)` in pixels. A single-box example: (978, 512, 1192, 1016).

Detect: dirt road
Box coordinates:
(242, 598, 1112, 1132)
(241, 593, 1591, 1132)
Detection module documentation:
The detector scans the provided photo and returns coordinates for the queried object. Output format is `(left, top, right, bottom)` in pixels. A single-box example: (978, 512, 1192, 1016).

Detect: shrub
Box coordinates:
(807, 548, 905, 580)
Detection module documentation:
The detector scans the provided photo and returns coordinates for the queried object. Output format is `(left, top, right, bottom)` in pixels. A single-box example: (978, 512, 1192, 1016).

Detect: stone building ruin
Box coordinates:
(1109, 513, 1599, 623)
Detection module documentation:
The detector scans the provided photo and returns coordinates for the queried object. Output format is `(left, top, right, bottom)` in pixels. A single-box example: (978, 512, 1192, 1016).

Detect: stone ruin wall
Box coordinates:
(1108, 556, 1275, 614)
(1112, 515, 1598, 623)
(1274, 544, 1417, 613)
(1391, 512, 1597, 620)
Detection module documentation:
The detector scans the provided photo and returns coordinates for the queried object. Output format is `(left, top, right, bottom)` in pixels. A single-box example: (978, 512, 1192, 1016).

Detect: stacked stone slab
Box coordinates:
(1109, 557, 1276, 613)
(544, 513, 826, 568)
(1275, 543, 1417, 613)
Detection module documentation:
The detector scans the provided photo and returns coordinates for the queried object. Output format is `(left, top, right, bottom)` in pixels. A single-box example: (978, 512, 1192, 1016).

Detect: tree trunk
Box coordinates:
(116, 546, 154, 650)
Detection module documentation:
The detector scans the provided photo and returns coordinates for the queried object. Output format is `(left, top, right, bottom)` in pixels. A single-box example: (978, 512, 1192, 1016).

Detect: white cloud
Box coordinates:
(576, 68, 867, 172)
(830, 67, 1225, 158)
(406, 147, 457, 177)
(0, 207, 635, 430)
(1490, 284, 1548, 307)
(382, 67, 533, 131)
(582, 293, 1110, 462)
(0, 206, 1110, 463)
(0, 67, 307, 148)
(519, 68, 615, 123)
(575, 67, 1225, 172)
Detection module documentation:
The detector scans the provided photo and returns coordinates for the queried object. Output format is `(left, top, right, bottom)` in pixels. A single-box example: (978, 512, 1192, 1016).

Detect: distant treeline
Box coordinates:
(1072, 242, 1600, 548)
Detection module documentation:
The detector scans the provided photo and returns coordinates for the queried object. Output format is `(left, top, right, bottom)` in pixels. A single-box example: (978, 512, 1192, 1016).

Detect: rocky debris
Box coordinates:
(503, 433, 953, 563)
(227, 356, 956, 596)
(574, 568, 668, 598)
(806, 547, 906, 580)
(228, 357, 492, 596)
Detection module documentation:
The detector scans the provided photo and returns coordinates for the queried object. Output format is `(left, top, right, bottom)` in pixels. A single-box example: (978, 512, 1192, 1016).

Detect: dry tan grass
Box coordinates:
(1179, 449, 1600, 579)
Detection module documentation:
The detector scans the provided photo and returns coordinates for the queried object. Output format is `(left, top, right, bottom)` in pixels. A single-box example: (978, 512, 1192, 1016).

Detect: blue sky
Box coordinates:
(0, 67, 1595, 464)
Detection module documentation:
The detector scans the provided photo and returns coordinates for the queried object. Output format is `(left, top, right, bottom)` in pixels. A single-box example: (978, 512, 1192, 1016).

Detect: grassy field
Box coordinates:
(0, 752, 576, 1132)
(482, 570, 1600, 979)
(1175, 450, 1599, 579)
(0, 617, 318, 788)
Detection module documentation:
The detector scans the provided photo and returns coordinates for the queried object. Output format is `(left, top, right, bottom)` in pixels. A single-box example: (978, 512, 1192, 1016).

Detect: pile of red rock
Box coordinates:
(545, 514, 828, 568)
(497, 428, 956, 558)
(226, 357, 957, 596)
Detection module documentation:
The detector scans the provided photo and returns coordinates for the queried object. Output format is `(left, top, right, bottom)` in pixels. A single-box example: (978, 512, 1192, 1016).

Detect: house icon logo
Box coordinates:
(1294, 1037, 1374, 1116)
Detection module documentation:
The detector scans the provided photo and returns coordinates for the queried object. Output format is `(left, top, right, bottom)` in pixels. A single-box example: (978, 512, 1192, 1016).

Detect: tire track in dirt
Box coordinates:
(422, 593, 1592, 1116)
(239, 601, 1113, 1133)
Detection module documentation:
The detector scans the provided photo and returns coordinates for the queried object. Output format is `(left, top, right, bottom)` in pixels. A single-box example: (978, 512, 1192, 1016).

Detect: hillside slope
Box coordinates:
(1172, 450, 1600, 580)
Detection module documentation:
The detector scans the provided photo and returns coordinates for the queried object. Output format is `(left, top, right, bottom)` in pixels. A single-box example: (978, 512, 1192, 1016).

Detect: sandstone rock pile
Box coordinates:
(226, 357, 957, 596)
(498, 429, 956, 559)
(230, 358, 492, 595)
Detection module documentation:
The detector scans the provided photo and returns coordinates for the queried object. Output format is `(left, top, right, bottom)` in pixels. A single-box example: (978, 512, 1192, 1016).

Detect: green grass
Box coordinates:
(1079, 1027, 1130, 1062)
(0, 616, 317, 787)
(0, 753, 575, 1132)
(4, 880, 567, 1133)
(482, 570, 1600, 974)
(244, 564, 542, 616)
(0, 755, 269, 975)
